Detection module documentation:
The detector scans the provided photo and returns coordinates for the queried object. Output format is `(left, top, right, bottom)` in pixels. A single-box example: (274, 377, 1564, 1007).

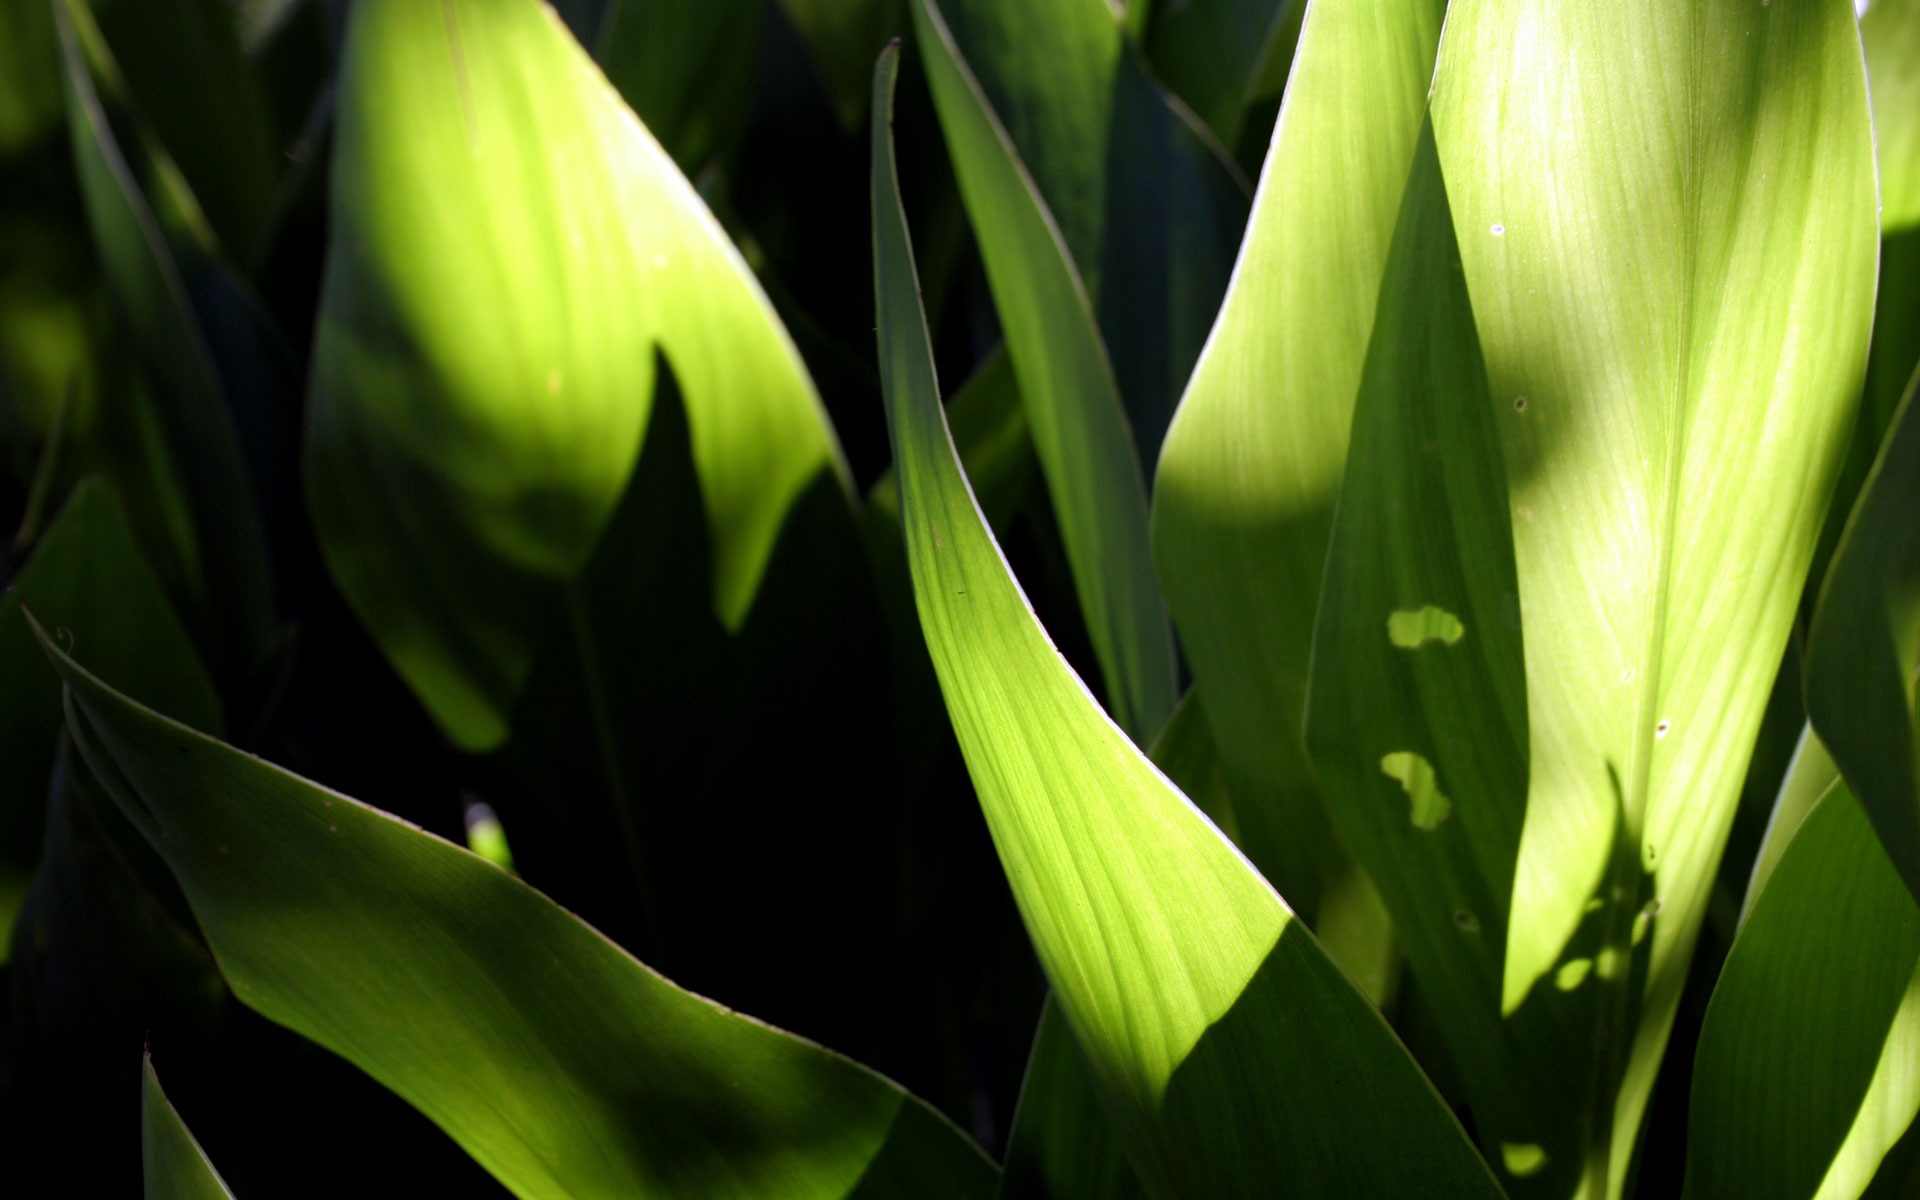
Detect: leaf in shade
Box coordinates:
(1687, 779, 1920, 1199)
(872, 43, 1499, 1196)
(143, 1054, 235, 1200)
(1429, 0, 1877, 1189)
(36, 615, 996, 1200)
(53, 0, 277, 686)
(307, 0, 848, 751)
(1807, 368, 1920, 910)
(1143, 0, 1293, 149)
(597, 0, 759, 172)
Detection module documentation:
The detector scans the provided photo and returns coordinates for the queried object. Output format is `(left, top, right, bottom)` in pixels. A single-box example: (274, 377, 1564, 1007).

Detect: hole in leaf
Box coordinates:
(1554, 958, 1592, 991)
(1501, 1144, 1548, 1178)
(1381, 751, 1453, 829)
(1454, 909, 1480, 933)
(1387, 607, 1465, 648)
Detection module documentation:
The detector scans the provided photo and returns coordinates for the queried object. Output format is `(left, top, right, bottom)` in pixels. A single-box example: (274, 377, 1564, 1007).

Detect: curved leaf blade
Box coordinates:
(1687, 779, 1920, 1199)
(873, 44, 1499, 1197)
(307, 0, 847, 750)
(38, 617, 994, 1200)
(1866, 0, 1920, 233)
(910, 0, 1175, 742)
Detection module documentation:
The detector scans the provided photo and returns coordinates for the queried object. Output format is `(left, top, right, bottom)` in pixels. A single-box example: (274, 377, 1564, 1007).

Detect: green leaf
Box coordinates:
(1866, 0, 1920, 234)
(922, 0, 1247, 463)
(910, 0, 1178, 742)
(1306, 125, 1578, 1193)
(597, 0, 758, 171)
(54, 0, 277, 685)
(996, 1000, 1145, 1200)
(872, 43, 1499, 1196)
(1150, 0, 1439, 951)
(0, 478, 219, 954)
(1429, 0, 1878, 1189)
(1807, 367, 1920, 909)
(36, 616, 996, 1200)
(1741, 725, 1841, 928)
(1686, 779, 1920, 1199)
(85, 0, 277, 263)
(307, 0, 848, 751)
(777, 0, 906, 131)
(143, 1054, 235, 1200)
(1143, 0, 1292, 148)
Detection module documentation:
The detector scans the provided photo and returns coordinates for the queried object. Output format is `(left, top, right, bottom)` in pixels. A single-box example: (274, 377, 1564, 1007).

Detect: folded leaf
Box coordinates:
(872, 43, 1498, 1196)
(37, 614, 994, 1200)
(1687, 779, 1920, 1199)
(1430, 0, 1878, 1189)
(307, 0, 847, 750)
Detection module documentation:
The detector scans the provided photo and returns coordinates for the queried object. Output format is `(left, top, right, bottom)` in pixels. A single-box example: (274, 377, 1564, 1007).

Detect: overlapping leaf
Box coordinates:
(307, 0, 847, 750)
(39, 617, 995, 1200)
(909, 0, 1177, 743)
(872, 44, 1498, 1196)
(1807, 367, 1920, 909)
(1151, 0, 1440, 941)
(1688, 779, 1920, 1199)
(1429, 0, 1878, 1190)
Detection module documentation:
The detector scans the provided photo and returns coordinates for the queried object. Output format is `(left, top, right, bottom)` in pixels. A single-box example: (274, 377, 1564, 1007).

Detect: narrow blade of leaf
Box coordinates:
(143, 1054, 235, 1200)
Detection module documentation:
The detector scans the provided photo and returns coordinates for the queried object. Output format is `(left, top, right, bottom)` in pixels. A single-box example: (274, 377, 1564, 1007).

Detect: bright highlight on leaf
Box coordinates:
(307, 0, 846, 750)
(872, 41, 1499, 1198)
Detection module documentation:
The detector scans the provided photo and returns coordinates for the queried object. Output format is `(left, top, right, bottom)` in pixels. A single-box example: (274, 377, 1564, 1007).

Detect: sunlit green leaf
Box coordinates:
(872, 44, 1498, 1195)
(1688, 779, 1920, 1199)
(1866, 0, 1920, 234)
(142, 1054, 234, 1200)
(38, 616, 996, 1200)
(307, 0, 848, 750)
(1151, 0, 1439, 956)
(1429, 0, 1878, 1190)
(911, 0, 1194, 742)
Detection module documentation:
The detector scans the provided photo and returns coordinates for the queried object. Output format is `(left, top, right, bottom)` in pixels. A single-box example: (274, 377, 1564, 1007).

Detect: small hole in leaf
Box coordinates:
(1454, 909, 1480, 933)
(1513, 396, 1529, 413)
(1655, 719, 1672, 739)
(1381, 751, 1452, 829)
(1387, 607, 1465, 648)
(1555, 958, 1593, 991)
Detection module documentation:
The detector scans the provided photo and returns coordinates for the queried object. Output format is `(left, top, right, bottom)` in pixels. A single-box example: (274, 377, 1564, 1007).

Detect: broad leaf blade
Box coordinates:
(1807, 367, 1920, 909)
(38, 618, 994, 1200)
(873, 44, 1499, 1197)
(910, 0, 1176, 742)
(1429, 0, 1878, 1188)
(143, 1054, 235, 1200)
(1687, 779, 1920, 1199)
(308, 0, 847, 750)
